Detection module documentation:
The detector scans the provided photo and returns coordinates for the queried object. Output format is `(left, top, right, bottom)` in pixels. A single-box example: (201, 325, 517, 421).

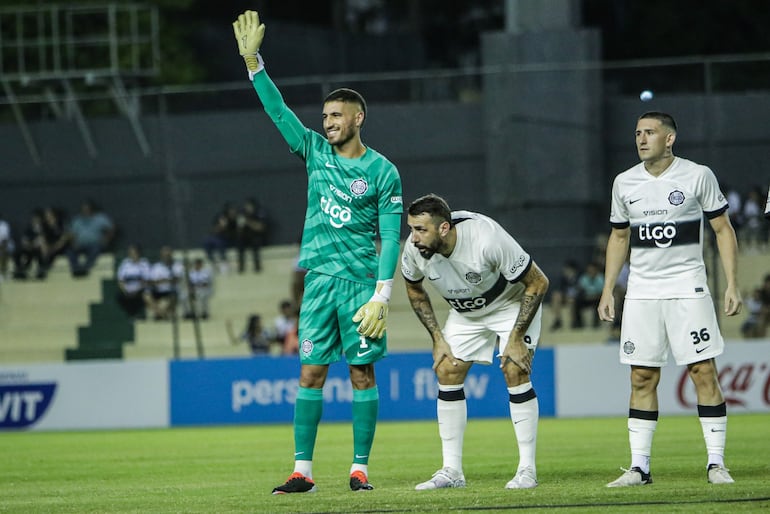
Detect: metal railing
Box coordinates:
(3, 51, 770, 112)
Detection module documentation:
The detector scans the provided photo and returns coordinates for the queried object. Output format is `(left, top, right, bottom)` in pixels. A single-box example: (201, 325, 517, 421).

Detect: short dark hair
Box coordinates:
(407, 194, 452, 224)
(324, 88, 367, 125)
(639, 111, 677, 132)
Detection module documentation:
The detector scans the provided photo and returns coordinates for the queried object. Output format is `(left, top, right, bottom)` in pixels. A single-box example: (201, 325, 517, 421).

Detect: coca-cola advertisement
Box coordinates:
(555, 341, 770, 417)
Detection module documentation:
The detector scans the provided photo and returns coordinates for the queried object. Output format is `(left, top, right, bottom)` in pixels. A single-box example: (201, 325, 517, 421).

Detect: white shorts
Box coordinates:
(619, 297, 724, 367)
(442, 304, 542, 364)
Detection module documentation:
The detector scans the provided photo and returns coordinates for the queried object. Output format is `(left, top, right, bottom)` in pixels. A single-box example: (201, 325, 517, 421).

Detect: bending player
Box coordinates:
(402, 194, 549, 490)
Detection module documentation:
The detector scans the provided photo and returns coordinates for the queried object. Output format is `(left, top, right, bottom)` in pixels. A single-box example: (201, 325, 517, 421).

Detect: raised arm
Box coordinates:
(233, 10, 307, 153)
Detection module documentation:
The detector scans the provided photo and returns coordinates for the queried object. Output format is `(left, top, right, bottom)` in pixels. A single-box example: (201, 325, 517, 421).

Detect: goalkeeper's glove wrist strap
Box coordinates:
(246, 53, 265, 80)
(370, 279, 393, 304)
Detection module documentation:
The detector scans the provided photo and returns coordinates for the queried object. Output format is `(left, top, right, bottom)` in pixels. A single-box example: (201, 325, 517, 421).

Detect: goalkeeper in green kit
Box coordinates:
(233, 10, 403, 494)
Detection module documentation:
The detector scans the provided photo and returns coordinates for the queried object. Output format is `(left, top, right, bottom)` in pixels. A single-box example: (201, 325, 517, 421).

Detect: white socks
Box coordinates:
(700, 415, 727, 467)
(628, 417, 657, 473)
(508, 382, 539, 473)
(437, 383, 467, 473)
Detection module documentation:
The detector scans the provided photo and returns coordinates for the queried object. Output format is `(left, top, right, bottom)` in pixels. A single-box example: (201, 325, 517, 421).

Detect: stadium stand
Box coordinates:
(0, 254, 115, 362)
(0, 246, 766, 363)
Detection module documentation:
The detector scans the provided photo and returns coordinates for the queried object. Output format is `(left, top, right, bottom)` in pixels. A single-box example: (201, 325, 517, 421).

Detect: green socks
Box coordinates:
(294, 386, 324, 460)
(293, 385, 379, 465)
(352, 386, 379, 464)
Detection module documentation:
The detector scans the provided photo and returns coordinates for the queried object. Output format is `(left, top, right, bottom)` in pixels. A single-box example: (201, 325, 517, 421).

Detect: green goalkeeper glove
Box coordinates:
(352, 280, 392, 339)
(232, 10, 265, 72)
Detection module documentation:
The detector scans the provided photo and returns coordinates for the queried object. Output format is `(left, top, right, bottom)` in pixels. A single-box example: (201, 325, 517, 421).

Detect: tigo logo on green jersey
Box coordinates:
(320, 196, 352, 229)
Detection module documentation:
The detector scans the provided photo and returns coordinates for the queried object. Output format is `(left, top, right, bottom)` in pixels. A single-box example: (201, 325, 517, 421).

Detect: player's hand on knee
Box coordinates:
(431, 339, 458, 371)
(500, 341, 531, 374)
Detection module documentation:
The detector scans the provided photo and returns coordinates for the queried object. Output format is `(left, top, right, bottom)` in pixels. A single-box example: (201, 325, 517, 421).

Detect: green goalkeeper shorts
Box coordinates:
(298, 271, 388, 366)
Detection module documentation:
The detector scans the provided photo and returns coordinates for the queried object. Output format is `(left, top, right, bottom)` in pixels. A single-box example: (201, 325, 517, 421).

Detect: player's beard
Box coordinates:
(327, 122, 356, 148)
(415, 240, 441, 260)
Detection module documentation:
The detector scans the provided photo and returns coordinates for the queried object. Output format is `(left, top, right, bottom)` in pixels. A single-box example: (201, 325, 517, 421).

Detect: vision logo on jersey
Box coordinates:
(350, 179, 368, 196)
(444, 274, 507, 313)
(668, 190, 685, 206)
(623, 340, 635, 355)
(329, 184, 352, 203)
(632, 219, 700, 249)
(320, 195, 352, 229)
(1, 382, 57, 429)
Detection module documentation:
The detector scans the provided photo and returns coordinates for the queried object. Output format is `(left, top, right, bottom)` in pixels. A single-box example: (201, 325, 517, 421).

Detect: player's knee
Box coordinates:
(630, 366, 660, 391)
(435, 360, 468, 384)
(503, 367, 530, 386)
(687, 359, 718, 386)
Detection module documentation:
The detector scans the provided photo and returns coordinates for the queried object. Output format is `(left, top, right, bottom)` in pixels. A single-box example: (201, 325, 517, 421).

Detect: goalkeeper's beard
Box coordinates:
(325, 124, 356, 148)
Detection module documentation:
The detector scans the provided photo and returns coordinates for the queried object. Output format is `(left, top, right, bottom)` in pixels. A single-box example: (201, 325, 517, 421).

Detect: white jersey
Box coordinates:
(187, 266, 213, 294)
(117, 258, 150, 294)
(765, 184, 770, 218)
(609, 156, 728, 299)
(149, 260, 185, 294)
(401, 210, 531, 319)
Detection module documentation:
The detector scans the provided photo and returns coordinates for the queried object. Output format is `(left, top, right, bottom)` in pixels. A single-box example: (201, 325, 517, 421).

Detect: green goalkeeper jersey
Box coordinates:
(252, 69, 403, 285)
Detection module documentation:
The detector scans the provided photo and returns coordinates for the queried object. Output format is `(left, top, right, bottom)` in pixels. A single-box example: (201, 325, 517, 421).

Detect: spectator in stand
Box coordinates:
(765, 182, 770, 220)
(144, 246, 184, 321)
(271, 299, 298, 345)
(237, 197, 268, 273)
(0, 213, 14, 279)
(291, 250, 308, 312)
(572, 261, 605, 328)
(12, 209, 48, 280)
(203, 203, 239, 274)
(740, 287, 764, 339)
(549, 259, 579, 331)
(41, 206, 69, 269)
(740, 186, 767, 253)
(182, 257, 214, 320)
(63, 200, 115, 277)
(283, 322, 300, 355)
(226, 314, 273, 355)
(116, 244, 151, 319)
(758, 273, 770, 338)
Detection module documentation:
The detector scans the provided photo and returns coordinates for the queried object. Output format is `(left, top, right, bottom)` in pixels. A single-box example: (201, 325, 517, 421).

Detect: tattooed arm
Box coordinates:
(500, 262, 550, 374)
(405, 279, 457, 370)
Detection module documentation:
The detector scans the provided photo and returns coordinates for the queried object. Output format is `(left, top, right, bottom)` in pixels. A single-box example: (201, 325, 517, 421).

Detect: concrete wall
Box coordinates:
(0, 101, 486, 253)
(1, 88, 768, 282)
(480, 27, 605, 275)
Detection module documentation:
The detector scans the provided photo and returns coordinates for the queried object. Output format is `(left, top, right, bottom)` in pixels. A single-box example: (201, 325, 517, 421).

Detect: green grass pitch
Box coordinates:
(1, 413, 769, 513)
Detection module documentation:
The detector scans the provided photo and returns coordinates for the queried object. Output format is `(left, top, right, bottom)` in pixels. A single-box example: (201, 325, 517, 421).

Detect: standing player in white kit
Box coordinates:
(598, 112, 742, 487)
